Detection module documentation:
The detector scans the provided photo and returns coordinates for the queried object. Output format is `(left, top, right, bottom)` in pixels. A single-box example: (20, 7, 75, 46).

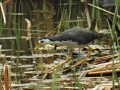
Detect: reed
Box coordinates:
(109, 0, 120, 89)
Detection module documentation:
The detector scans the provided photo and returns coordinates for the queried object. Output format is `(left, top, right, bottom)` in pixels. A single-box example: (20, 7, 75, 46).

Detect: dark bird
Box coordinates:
(39, 27, 103, 54)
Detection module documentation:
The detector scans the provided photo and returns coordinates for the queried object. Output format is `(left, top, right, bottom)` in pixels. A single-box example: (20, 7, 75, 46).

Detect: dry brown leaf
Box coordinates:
(103, 86, 112, 90)
(3, 60, 11, 90)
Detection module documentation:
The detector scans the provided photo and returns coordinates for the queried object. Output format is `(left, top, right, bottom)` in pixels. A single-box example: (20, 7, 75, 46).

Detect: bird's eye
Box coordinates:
(40, 40, 44, 43)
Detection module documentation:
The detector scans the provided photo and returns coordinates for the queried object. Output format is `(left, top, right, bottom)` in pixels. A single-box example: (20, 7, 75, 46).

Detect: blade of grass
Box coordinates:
(92, 0, 96, 19)
(110, 0, 120, 89)
(56, 0, 62, 20)
(68, 0, 72, 28)
(97, 4, 102, 29)
(14, 0, 21, 80)
(57, 5, 66, 34)
(0, 1, 2, 36)
(87, 3, 120, 18)
(73, 70, 82, 90)
(0, 13, 2, 36)
(51, 66, 60, 90)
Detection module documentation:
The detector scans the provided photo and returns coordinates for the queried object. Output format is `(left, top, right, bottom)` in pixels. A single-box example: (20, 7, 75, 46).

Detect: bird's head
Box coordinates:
(39, 37, 53, 44)
(34, 37, 54, 50)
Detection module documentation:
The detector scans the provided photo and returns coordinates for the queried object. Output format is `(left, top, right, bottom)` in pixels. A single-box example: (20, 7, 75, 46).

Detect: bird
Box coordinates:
(38, 25, 104, 73)
(39, 27, 102, 46)
(39, 27, 103, 57)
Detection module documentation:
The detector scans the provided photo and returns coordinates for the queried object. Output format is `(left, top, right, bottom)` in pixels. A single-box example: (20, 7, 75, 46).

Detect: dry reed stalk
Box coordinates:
(3, 58, 11, 90)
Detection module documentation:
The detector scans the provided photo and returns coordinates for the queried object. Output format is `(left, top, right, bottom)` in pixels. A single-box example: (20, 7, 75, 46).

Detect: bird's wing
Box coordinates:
(52, 27, 100, 44)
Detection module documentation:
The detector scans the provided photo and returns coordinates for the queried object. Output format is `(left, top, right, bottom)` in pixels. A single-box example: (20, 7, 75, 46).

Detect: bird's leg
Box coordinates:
(69, 45, 93, 69)
(67, 49, 72, 60)
(41, 56, 71, 74)
(86, 45, 93, 54)
(80, 45, 93, 66)
(79, 45, 93, 68)
(40, 48, 71, 74)
(78, 47, 81, 60)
